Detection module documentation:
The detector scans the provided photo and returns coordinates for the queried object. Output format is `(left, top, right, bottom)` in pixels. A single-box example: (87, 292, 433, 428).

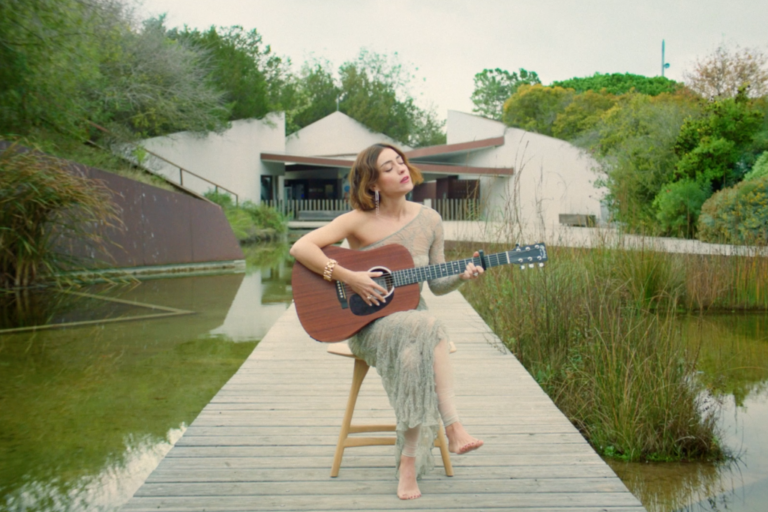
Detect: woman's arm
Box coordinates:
(427, 212, 483, 296)
(289, 211, 388, 305)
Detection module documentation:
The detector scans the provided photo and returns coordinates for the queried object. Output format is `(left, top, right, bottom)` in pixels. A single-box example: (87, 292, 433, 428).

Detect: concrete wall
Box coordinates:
(286, 111, 408, 157)
(141, 114, 285, 204)
(445, 111, 605, 237)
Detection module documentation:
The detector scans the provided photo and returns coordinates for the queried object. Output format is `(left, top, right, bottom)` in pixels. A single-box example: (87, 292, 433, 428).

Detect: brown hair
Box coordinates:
(347, 143, 424, 211)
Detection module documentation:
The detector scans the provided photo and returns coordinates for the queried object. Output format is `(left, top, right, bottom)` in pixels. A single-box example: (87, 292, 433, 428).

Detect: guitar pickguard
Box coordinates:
(349, 291, 395, 316)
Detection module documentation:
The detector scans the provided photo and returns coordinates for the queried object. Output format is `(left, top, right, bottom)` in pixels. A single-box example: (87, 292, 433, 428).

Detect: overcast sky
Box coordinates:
(140, 0, 768, 119)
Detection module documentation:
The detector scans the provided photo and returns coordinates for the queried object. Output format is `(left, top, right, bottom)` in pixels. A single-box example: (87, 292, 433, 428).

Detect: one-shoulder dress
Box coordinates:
(347, 205, 462, 478)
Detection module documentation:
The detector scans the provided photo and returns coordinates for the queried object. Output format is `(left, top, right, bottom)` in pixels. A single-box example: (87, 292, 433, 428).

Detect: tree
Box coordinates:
(470, 68, 541, 120)
(591, 92, 702, 232)
(170, 25, 283, 122)
(685, 44, 768, 99)
(552, 73, 680, 96)
(552, 90, 617, 141)
(673, 90, 763, 191)
(290, 50, 446, 146)
(100, 16, 230, 138)
(502, 84, 574, 136)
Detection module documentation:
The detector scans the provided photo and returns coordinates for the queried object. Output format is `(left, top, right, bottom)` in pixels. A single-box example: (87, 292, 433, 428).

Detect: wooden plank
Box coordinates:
(121, 289, 645, 511)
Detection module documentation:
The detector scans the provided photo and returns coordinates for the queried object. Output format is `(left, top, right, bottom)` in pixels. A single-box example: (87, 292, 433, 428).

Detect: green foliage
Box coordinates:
(285, 50, 445, 146)
(593, 93, 702, 232)
(0, 145, 122, 287)
(698, 175, 768, 245)
(652, 179, 712, 238)
(169, 25, 289, 123)
(0, 1, 230, 142)
(458, 243, 723, 462)
(552, 72, 681, 96)
(552, 90, 617, 140)
(203, 190, 287, 243)
(744, 151, 768, 181)
(502, 84, 575, 136)
(470, 68, 541, 120)
(289, 60, 341, 132)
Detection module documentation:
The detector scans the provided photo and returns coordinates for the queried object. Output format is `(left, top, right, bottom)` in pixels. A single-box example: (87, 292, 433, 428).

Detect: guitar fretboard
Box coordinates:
(389, 245, 546, 288)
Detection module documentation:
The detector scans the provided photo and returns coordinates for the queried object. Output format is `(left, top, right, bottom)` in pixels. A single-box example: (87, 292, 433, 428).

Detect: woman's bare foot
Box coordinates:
(397, 455, 421, 500)
(445, 422, 484, 454)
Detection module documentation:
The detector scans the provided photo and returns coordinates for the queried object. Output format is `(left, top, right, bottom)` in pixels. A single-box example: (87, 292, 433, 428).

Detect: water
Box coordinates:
(608, 313, 768, 512)
(0, 243, 293, 512)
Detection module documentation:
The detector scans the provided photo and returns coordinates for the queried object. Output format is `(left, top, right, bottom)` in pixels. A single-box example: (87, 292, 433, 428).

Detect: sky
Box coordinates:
(139, 0, 768, 119)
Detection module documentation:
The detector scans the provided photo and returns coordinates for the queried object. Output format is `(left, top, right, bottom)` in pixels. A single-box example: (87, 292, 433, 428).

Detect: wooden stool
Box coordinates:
(327, 341, 455, 478)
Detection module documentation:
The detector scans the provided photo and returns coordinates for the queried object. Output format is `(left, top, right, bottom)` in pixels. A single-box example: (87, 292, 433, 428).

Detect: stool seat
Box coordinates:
(327, 341, 455, 478)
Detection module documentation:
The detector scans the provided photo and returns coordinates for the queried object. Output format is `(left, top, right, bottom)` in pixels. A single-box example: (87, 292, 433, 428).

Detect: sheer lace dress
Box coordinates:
(347, 205, 462, 478)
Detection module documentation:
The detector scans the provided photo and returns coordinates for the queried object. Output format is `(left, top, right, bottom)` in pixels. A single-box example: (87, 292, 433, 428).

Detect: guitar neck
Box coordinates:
(390, 244, 547, 288)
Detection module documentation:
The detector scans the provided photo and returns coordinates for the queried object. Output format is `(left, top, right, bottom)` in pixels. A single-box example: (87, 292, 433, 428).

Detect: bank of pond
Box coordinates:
(1, 241, 766, 511)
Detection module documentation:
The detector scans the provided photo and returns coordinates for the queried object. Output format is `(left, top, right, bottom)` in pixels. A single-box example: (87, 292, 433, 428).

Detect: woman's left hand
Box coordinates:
(461, 251, 485, 280)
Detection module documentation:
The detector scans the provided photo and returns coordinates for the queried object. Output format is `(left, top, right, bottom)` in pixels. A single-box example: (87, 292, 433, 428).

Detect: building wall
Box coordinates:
(445, 111, 605, 236)
(286, 111, 409, 156)
(141, 113, 285, 204)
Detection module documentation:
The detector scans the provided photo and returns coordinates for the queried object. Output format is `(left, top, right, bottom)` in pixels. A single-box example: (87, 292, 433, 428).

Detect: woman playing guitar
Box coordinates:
(289, 143, 484, 500)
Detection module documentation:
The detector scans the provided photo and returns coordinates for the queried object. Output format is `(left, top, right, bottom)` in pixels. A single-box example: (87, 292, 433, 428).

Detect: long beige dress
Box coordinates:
(347, 205, 462, 478)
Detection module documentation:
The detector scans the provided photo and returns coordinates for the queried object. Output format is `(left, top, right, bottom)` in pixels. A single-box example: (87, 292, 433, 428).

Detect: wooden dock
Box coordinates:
(122, 288, 646, 511)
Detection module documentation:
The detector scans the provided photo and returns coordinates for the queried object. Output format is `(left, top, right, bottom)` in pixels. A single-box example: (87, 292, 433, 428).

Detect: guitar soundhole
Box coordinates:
(349, 266, 394, 317)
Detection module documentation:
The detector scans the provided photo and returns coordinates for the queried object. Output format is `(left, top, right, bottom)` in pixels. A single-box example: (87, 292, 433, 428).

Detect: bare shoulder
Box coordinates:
(420, 204, 442, 223)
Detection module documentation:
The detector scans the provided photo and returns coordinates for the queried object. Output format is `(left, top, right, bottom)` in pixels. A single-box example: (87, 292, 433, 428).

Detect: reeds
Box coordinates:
(0, 145, 121, 288)
(455, 242, 760, 461)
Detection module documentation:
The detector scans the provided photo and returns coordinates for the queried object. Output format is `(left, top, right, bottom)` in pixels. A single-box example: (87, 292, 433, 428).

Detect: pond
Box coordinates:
(1, 242, 767, 512)
(0, 243, 293, 512)
(608, 313, 768, 512)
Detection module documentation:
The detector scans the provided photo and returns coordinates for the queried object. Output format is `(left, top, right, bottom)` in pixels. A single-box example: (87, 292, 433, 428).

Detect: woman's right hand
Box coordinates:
(344, 270, 387, 306)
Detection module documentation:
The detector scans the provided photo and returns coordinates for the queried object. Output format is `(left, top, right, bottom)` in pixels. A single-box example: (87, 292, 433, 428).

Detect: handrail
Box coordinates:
(87, 121, 239, 206)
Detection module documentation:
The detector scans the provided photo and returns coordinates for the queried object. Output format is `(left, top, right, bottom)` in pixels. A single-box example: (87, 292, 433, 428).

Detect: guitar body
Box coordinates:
(292, 244, 421, 342)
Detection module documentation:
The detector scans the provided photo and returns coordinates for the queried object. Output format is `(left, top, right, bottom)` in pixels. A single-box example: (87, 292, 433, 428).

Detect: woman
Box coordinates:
(289, 143, 483, 500)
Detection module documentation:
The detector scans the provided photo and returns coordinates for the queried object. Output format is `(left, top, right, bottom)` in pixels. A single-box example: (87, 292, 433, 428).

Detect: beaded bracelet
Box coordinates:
(323, 259, 338, 281)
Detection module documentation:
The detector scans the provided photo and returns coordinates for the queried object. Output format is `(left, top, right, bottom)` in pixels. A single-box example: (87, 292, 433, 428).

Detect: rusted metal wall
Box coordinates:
(1, 142, 244, 269)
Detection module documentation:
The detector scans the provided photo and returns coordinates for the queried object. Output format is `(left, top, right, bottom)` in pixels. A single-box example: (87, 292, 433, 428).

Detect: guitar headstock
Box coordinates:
(511, 242, 548, 270)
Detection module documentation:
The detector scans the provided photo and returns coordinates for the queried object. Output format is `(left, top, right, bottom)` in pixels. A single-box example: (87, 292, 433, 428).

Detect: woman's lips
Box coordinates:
(401, 176, 410, 183)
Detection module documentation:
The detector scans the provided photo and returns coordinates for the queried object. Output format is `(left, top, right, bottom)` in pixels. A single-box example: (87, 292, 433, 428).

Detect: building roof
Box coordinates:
(265, 112, 513, 177)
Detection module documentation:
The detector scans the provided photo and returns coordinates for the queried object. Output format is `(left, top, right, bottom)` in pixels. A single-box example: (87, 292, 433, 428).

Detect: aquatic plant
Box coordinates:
(0, 144, 121, 288)
(455, 243, 745, 462)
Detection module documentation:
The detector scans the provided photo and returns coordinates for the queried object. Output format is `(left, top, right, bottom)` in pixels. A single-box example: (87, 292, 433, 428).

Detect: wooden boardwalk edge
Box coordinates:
(121, 288, 646, 511)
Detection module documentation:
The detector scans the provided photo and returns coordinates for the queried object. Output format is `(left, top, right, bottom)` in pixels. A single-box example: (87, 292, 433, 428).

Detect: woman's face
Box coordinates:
(375, 148, 413, 195)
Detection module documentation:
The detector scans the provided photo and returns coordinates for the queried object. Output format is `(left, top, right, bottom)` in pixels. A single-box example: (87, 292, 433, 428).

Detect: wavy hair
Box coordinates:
(348, 143, 423, 211)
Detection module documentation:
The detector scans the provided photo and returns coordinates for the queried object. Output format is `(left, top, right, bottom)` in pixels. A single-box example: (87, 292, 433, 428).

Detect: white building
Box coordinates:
(139, 110, 605, 235)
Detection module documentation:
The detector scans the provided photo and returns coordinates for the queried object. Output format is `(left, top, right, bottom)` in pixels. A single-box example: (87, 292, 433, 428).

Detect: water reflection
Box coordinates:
(609, 313, 768, 512)
(0, 243, 293, 512)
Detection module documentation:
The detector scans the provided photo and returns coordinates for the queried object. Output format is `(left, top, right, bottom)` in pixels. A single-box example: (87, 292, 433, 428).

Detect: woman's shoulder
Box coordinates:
(416, 203, 442, 224)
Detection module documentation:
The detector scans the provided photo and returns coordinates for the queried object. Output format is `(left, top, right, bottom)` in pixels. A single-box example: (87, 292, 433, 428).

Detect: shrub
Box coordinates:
(698, 175, 768, 245)
(744, 151, 768, 181)
(0, 145, 121, 288)
(652, 179, 712, 238)
(203, 190, 287, 243)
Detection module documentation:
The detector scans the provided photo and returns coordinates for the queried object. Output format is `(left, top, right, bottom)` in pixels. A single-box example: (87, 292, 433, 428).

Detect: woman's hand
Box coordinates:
(461, 251, 485, 281)
(345, 270, 388, 306)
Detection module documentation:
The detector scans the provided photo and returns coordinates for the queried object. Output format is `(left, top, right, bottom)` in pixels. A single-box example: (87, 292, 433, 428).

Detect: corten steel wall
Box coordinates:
(1, 142, 243, 269)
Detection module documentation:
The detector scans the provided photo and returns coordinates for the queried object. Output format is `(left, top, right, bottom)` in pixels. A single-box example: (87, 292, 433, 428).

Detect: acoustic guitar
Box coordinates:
(292, 243, 548, 342)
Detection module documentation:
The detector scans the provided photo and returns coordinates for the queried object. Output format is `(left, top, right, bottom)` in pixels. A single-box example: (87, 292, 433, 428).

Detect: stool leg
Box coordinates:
(436, 424, 454, 477)
(331, 358, 369, 477)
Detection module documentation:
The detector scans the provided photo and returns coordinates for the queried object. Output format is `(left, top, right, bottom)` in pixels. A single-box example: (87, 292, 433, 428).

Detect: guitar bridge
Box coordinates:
(336, 280, 349, 309)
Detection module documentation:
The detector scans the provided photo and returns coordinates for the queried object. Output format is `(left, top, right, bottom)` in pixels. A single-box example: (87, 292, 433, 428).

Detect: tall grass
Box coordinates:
(0, 145, 121, 288)
(455, 242, 747, 461)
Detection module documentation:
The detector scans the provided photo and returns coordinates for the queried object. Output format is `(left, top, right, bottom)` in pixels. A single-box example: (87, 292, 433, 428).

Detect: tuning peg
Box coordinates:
(539, 263, 545, 268)
(515, 244, 520, 251)
(520, 265, 526, 270)
(529, 263, 534, 269)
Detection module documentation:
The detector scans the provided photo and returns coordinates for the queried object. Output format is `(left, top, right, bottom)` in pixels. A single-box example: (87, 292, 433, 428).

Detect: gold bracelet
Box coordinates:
(323, 259, 337, 281)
